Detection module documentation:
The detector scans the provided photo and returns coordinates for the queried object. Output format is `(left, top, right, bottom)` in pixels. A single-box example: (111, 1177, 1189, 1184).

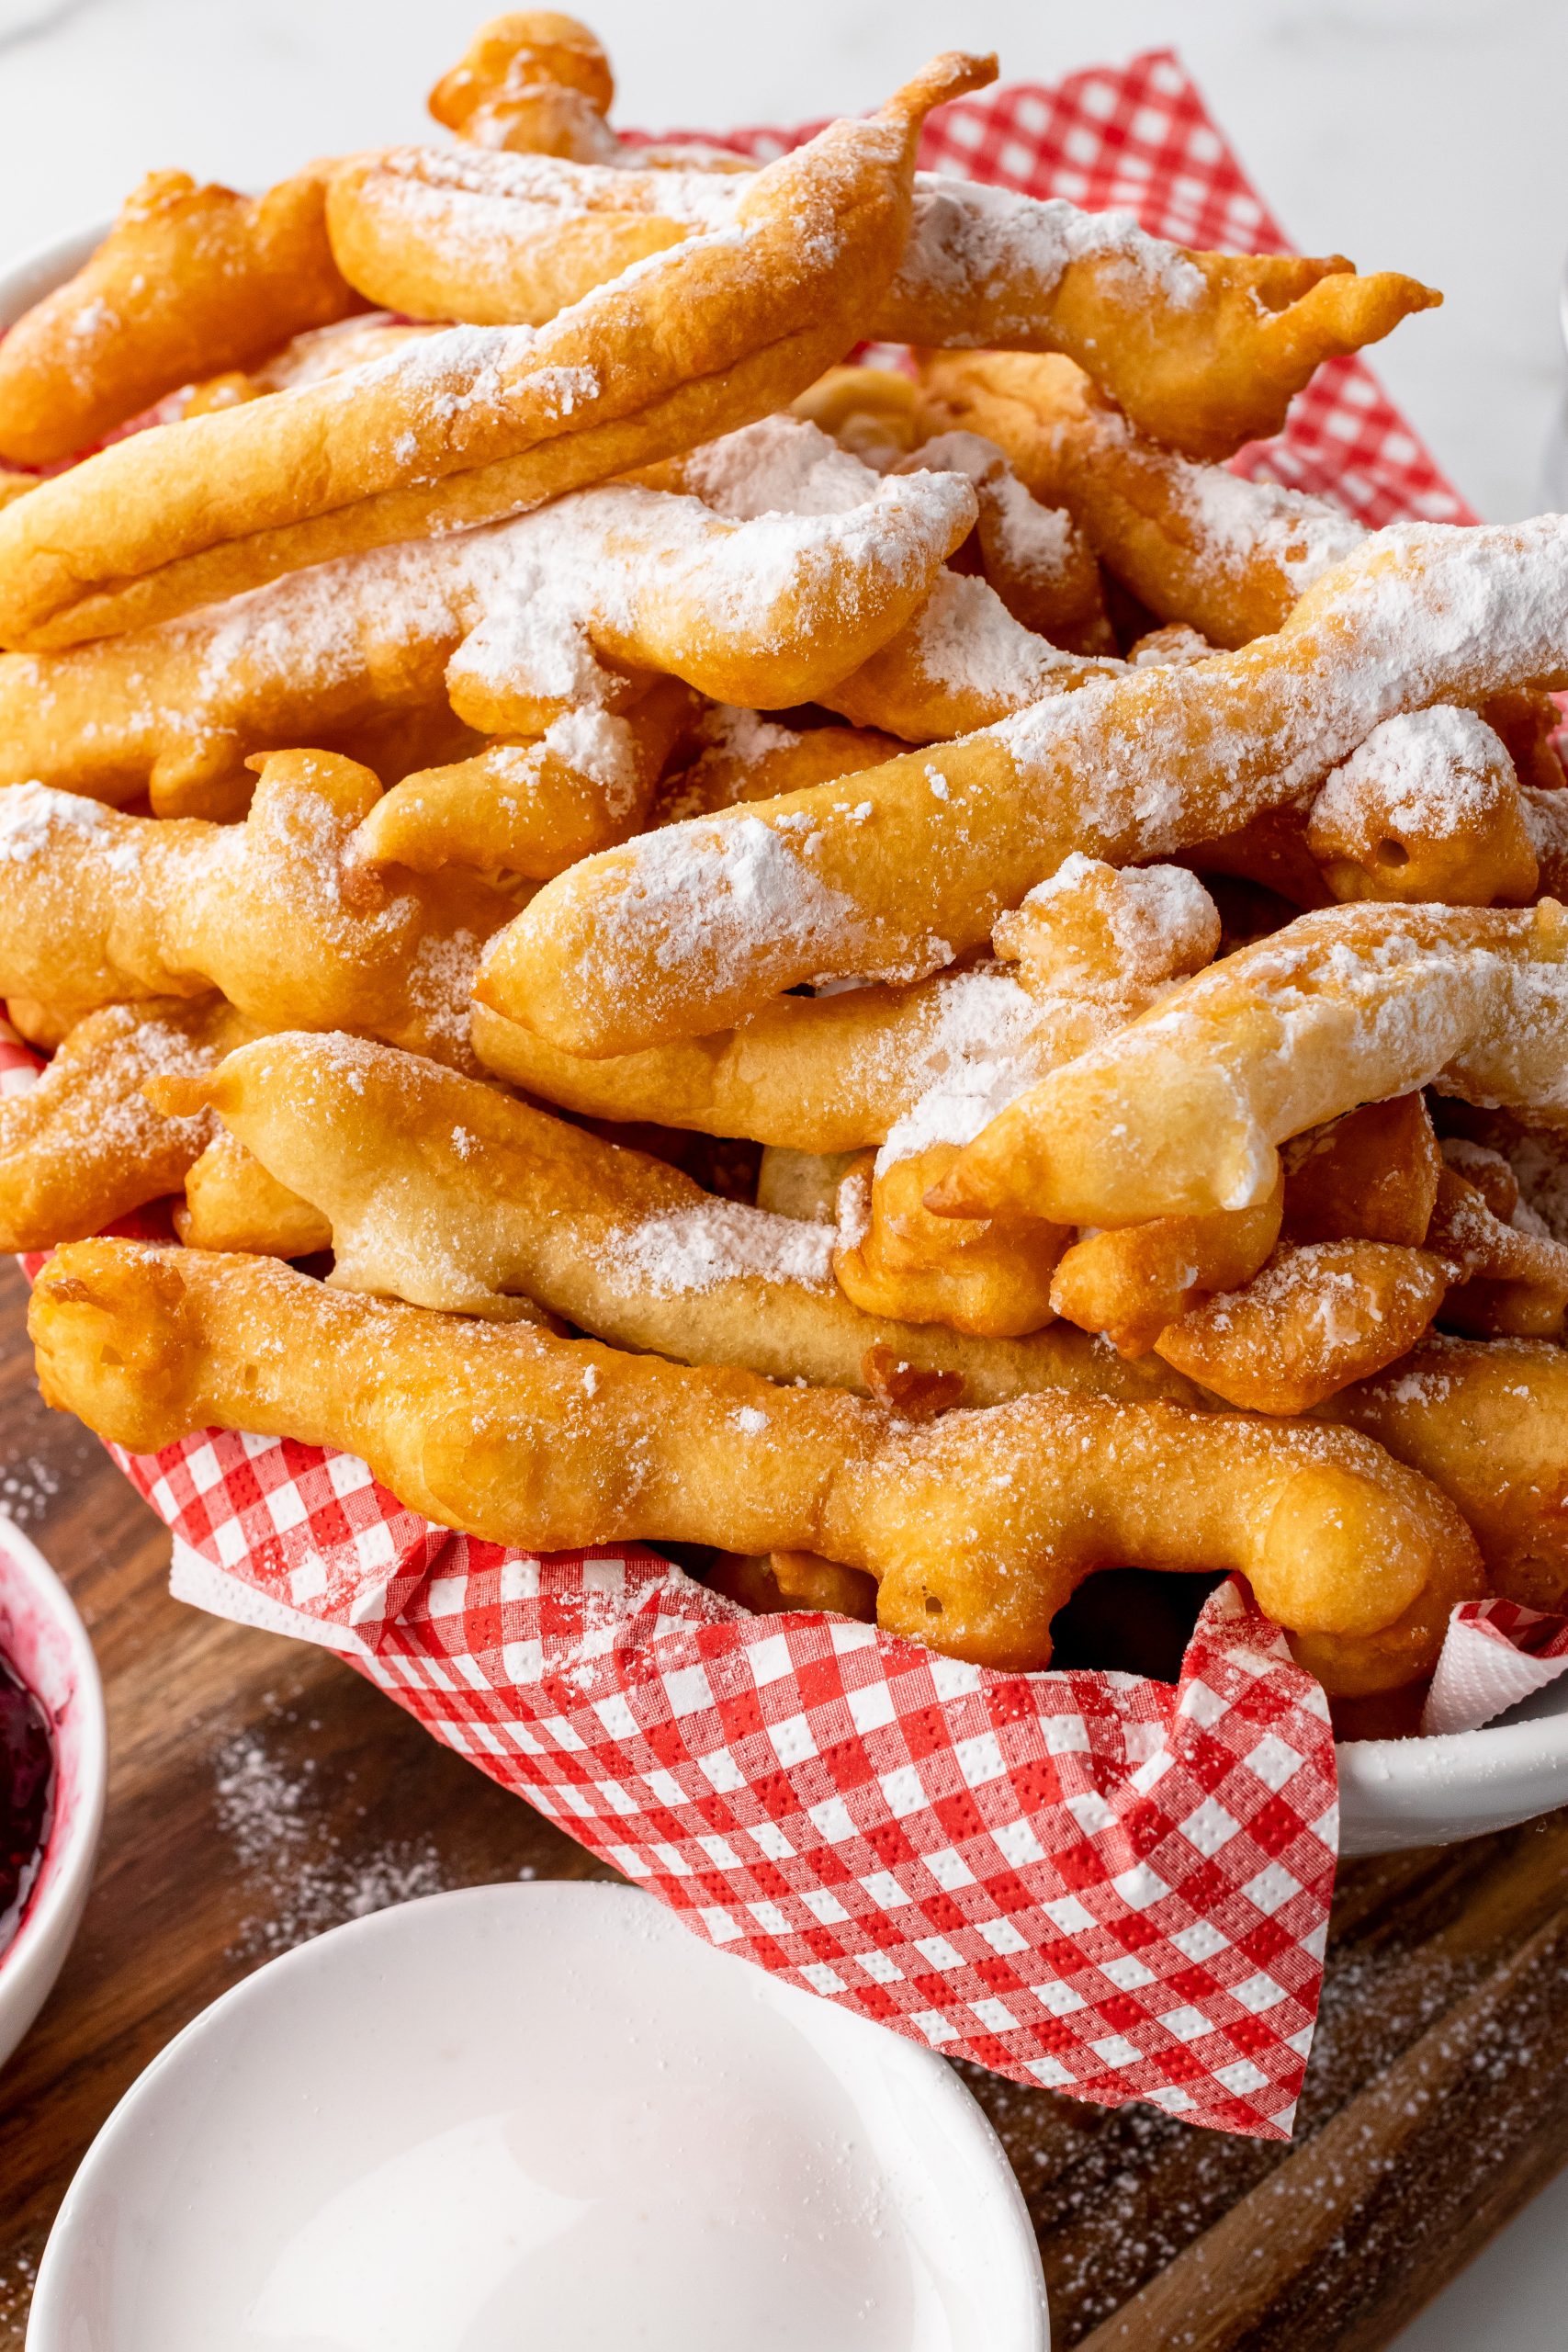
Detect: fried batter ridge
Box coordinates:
(29, 1238, 1482, 1690)
(0, 56, 994, 650)
(481, 520, 1568, 1057)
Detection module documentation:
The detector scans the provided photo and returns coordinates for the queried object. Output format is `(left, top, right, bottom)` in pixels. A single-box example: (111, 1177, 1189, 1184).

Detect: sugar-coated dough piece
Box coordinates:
(0, 57, 991, 650)
(919, 350, 1368, 646)
(1282, 1094, 1443, 1248)
(935, 901, 1568, 1229)
(1153, 1239, 1449, 1412)
(472, 858, 1212, 1149)
(1050, 1182, 1284, 1357)
(898, 430, 1113, 655)
(658, 709, 898, 822)
(167, 1029, 1204, 1413)
(351, 679, 698, 879)
(0, 472, 967, 815)
(328, 142, 1436, 460)
(833, 1146, 1069, 1338)
(1324, 1336, 1568, 1611)
(0, 169, 358, 468)
(0, 753, 517, 1069)
(428, 12, 620, 160)
(30, 1238, 1483, 1690)
(483, 519, 1568, 1057)
(1307, 707, 1540, 906)
(1424, 1166, 1568, 1338)
(176, 1126, 331, 1260)
(0, 997, 255, 1252)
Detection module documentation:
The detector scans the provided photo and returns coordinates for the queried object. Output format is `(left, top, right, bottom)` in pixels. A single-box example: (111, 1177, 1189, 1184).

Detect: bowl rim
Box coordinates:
(28, 1878, 1050, 2350)
(0, 1517, 107, 2022)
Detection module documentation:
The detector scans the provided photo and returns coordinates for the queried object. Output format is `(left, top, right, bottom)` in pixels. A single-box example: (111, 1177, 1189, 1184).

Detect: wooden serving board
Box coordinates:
(2, 1247, 1566, 2346)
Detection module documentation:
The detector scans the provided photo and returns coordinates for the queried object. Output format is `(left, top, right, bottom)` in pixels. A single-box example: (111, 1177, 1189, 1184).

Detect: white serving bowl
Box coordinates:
(28, 1880, 1049, 2352)
(3, 232, 1563, 1865)
(0, 1517, 107, 2073)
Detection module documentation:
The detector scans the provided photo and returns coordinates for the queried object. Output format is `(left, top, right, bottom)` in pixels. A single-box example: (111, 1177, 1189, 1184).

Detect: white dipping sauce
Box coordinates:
(35, 1883, 1046, 2351)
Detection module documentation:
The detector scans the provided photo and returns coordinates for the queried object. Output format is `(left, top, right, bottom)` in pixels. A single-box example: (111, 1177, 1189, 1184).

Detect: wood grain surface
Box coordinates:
(1, 1247, 1565, 2346)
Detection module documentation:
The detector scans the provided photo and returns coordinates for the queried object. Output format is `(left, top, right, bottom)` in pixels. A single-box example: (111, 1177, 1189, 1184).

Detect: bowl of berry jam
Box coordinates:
(0, 1518, 105, 2072)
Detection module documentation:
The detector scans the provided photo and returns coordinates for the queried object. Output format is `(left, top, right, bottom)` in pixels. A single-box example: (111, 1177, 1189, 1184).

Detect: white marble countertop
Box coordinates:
(1, 3, 1565, 2344)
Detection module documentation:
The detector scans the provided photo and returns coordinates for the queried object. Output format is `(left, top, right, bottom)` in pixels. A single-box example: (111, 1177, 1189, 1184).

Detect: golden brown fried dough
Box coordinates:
(429, 12, 620, 159)
(0, 997, 255, 1251)
(1282, 1094, 1444, 1248)
(1325, 1336, 1568, 1611)
(937, 901, 1568, 1229)
(485, 522, 1568, 1057)
(30, 1238, 1482, 1690)
(0, 169, 358, 467)
(0, 753, 517, 1067)
(175, 1128, 330, 1259)
(0, 57, 992, 650)
(164, 1029, 1205, 1411)
(1425, 1166, 1568, 1338)
(347, 678, 699, 879)
(329, 143, 1434, 459)
(1307, 707, 1540, 907)
(919, 350, 1367, 644)
(1050, 1179, 1284, 1356)
(833, 1145, 1070, 1338)
(1154, 1240, 1448, 1413)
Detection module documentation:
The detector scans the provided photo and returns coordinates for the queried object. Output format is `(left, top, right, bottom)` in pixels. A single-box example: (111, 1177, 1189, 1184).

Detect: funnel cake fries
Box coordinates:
(0, 754, 515, 1065)
(485, 520, 1568, 1057)
(0, 999, 256, 1253)
(1307, 708, 1541, 908)
(473, 857, 1215, 1149)
(430, 12, 622, 162)
(351, 678, 698, 879)
(31, 1239, 1483, 1690)
(0, 170, 358, 468)
(919, 350, 1368, 646)
(0, 57, 990, 650)
(328, 141, 1435, 460)
(1324, 1338, 1568, 1611)
(936, 901, 1568, 1229)
(159, 1031, 1201, 1409)
(0, 471, 967, 818)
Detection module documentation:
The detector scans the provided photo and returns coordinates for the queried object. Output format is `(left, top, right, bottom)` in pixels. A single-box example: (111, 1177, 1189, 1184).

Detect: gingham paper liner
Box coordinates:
(5, 54, 1555, 2136)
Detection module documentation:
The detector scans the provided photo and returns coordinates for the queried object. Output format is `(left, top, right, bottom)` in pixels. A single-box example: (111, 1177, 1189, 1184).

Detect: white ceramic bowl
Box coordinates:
(3, 232, 1565, 1865)
(28, 1880, 1049, 2352)
(0, 1517, 107, 2072)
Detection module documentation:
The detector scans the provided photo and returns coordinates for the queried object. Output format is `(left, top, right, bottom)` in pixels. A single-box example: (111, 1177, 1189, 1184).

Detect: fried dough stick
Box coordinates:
(471, 849, 1211, 1149)
(0, 999, 256, 1252)
(919, 350, 1368, 647)
(162, 1031, 1201, 1412)
(1324, 1337, 1568, 1612)
(935, 901, 1568, 1228)
(483, 519, 1568, 1056)
(29, 1239, 1483, 1690)
(0, 470, 970, 816)
(328, 143, 1436, 459)
(0, 55, 992, 650)
(0, 754, 517, 1069)
(429, 12, 621, 161)
(0, 170, 359, 467)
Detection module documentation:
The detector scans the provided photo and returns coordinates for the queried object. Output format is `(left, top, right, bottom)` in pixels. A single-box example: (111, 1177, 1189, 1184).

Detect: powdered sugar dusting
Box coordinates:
(609, 1196, 836, 1295)
(1312, 707, 1512, 843)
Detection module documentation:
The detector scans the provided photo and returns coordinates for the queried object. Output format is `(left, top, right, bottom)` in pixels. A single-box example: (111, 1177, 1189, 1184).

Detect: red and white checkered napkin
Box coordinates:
(6, 54, 1553, 2137)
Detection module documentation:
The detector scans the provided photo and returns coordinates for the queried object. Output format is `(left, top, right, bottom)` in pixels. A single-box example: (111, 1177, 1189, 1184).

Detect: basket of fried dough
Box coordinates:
(6, 17, 1568, 2133)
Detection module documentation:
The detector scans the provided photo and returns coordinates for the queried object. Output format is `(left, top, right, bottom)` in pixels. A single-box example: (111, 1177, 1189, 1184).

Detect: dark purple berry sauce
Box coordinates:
(0, 1652, 52, 1961)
